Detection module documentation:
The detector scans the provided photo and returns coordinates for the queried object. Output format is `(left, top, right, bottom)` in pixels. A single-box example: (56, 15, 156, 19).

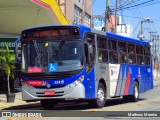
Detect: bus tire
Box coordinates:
(89, 83, 106, 108)
(130, 82, 139, 102)
(123, 82, 139, 102)
(40, 99, 58, 110)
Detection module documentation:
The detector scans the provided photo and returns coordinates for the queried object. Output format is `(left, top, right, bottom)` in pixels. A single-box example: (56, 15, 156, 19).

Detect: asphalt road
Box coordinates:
(1, 86, 160, 120)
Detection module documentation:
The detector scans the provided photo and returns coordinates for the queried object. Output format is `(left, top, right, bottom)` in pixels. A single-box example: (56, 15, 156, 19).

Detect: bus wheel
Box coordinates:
(131, 82, 139, 102)
(89, 83, 106, 108)
(123, 82, 139, 102)
(41, 99, 58, 110)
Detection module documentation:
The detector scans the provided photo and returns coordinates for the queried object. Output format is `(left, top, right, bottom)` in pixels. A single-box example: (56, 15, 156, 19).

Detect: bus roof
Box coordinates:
(21, 24, 150, 46)
(106, 32, 150, 46)
(77, 25, 150, 46)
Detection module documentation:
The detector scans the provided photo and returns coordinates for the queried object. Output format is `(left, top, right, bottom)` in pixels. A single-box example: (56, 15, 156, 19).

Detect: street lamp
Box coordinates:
(138, 17, 153, 40)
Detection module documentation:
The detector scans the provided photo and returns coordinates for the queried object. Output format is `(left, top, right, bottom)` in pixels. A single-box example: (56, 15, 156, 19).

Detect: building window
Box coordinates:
(84, 13, 91, 27)
(74, 6, 82, 24)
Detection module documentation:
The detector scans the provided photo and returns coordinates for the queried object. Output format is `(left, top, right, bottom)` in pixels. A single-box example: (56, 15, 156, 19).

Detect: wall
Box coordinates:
(59, 0, 92, 25)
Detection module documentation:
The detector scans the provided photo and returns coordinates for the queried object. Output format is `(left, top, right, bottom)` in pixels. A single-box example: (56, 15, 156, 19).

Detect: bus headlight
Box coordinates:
(66, 76, 84, 88)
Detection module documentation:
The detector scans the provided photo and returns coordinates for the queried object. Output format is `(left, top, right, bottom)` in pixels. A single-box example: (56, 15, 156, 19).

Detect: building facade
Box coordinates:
(93, 15, 132, 38)
(93, 14, 115, 32)
(57, 0, 92, 27)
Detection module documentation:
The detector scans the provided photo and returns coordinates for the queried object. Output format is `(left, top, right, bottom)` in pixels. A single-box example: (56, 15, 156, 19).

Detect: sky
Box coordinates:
(92, 0, 160, 41)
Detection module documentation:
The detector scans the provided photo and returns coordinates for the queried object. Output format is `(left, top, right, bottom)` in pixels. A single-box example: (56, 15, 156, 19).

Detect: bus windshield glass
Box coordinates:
(22, 39, 83, 73)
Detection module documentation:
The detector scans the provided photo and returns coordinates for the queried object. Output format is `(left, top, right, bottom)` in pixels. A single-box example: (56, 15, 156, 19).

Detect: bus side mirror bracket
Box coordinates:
(14, 38, 21, 62)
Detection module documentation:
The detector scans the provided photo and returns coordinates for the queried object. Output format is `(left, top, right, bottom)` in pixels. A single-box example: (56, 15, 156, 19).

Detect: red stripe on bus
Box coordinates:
(25, 81, 43, 86)
(124, 68, 130, 95)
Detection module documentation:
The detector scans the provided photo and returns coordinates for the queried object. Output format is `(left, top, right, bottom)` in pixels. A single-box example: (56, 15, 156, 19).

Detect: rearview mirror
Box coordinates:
(14, 38, 21, 62)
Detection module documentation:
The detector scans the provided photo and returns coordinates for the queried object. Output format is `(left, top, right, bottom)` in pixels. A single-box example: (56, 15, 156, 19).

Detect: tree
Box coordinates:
(0, 43, 16, 94)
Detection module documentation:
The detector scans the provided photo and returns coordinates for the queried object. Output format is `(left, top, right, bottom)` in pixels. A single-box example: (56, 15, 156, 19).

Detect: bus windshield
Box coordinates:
(22, 39, 83, 73)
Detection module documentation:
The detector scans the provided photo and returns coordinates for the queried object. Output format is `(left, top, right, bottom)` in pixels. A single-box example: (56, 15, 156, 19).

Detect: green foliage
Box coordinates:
(0, 43, 16, 94)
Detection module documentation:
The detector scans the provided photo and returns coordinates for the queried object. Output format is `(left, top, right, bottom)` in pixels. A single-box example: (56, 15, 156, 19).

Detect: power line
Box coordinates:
(132, 21, 140, 34)
(111, 0, 160, 12)
(121, 14, 160, 22)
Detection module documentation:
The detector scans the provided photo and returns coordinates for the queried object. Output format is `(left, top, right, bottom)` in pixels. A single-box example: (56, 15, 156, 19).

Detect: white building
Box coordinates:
(116, 16, 132, 37)
(117, 24, 132, 38)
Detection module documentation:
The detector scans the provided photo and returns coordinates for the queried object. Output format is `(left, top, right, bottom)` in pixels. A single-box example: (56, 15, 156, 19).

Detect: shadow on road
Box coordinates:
(2, 97, 146, 110)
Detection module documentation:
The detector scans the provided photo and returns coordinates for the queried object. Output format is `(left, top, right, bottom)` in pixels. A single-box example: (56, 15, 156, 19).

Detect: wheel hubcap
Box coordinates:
(135, 85, 139, 98)
(97, 88, 104, 103)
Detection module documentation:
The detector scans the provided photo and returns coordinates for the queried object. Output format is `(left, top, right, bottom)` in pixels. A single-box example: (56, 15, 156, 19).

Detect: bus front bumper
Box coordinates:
(22, 83, 85, 101)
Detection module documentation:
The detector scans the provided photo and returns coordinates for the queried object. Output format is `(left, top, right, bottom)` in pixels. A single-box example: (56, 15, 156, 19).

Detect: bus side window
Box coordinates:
(109, 51, 118, 63)
(84, 33, 95, 72)
(118, 41, 127, 63)
(128, 43, 136, 64)
(97, 36, 108, 63)
(136, 45, 144, 65)
(98, 50, 108, 63)
(128, 43, 136, 54)
(120, 52, 128, 63)
(108, 39, 118, 63)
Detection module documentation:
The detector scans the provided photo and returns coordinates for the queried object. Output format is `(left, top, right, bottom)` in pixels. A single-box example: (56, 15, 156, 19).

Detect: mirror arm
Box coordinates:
(14, 38, 21, 62)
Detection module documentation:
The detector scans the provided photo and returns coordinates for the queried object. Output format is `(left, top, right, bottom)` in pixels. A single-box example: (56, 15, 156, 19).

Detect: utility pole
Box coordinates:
(138, 18, 153, 40)
(156, 35, 159, 77)
(82, 0, 85, 25)
(149, 32, 157, 75)
(158, 36, 160, 61)
(154, 35, 157, 70)
(104, 0, 110, 31)
(149, 31, 157, 42)
(149, 31, 157, 51)
(115, 0, 119, 33)
(152, 34, 159, 71)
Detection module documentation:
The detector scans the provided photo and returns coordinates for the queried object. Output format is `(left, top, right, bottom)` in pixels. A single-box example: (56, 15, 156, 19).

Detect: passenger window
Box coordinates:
(120, 52, 128, 63)
(98, 50, 108, 63)
(109, 51, 118, 63)
(128, 44, 136, 53)
(137, 55, 144, 65)
(97, 37, 107, 49)
(144, 56, 150, 65)
(108, 39, 117, 51)
(144, 46, 150, 56)
(129, 54, 136, 64)
(136, 45, 143, 55)
(97, 36, 108, 63)
(118, 42, 127, 52)
(128, 43, 136, 64)
(118, 41, 127, 64)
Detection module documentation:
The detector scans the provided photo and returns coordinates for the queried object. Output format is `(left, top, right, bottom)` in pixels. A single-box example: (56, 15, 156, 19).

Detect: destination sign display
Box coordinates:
(22, 27, 79, 39)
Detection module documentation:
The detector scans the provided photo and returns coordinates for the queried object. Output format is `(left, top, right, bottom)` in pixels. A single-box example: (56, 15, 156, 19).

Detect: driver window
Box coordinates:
(85, 33, 95, 72)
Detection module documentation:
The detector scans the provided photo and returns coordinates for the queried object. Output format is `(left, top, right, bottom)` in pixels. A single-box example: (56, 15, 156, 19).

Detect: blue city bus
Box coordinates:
(15, 25, 153, 109)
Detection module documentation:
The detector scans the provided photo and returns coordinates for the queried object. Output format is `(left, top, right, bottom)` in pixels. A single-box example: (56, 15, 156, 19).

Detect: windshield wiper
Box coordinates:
(33, 40, 41, 66)
(54, 39, 66, 56)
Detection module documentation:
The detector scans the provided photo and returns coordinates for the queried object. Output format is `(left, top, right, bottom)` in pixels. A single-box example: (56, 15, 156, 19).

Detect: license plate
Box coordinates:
(44, 91, 55, 96)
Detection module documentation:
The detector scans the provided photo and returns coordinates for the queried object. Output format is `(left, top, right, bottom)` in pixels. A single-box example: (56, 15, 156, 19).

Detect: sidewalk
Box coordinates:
(154, 77, 160, 87)
(0, 92, 39, 110)
(0, 78, 160, 110)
